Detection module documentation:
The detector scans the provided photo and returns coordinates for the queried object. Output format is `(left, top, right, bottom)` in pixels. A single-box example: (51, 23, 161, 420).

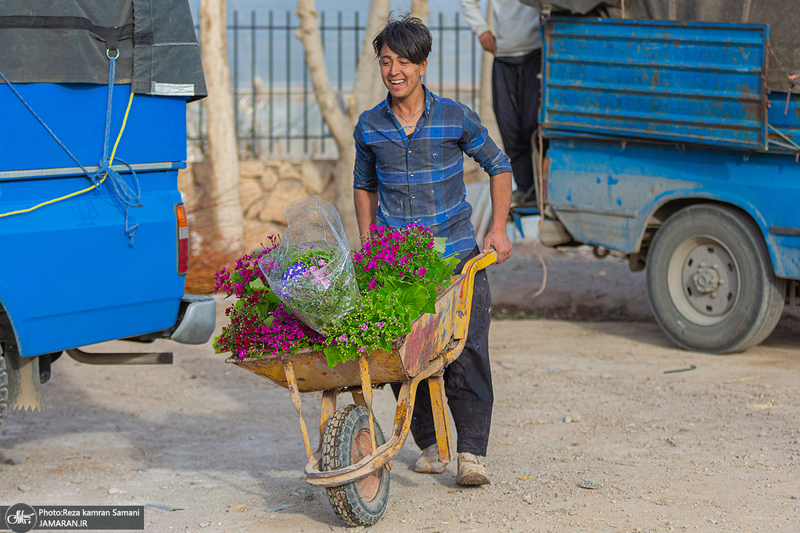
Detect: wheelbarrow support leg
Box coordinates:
(357, 354, 378, 454)
(319, 389, 338, 451)
(427, 373, 454, 464)
(284, 361, 314, 462)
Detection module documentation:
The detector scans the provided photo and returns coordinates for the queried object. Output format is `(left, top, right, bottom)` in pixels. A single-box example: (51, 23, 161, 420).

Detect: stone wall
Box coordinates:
(178, 157, 485, 252)
(178, 160, 337, 252)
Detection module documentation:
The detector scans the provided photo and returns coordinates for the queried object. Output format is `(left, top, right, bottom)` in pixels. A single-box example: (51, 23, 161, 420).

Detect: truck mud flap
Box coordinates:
(3, 345, 45, 413)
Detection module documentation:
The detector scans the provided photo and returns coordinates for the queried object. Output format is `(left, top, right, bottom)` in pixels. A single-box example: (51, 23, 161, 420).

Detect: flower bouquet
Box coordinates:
(320, 224, 459, 367)
(212, 236, 326, 360)
(214, 220, 460, 368)
(258, 196, 359, 333)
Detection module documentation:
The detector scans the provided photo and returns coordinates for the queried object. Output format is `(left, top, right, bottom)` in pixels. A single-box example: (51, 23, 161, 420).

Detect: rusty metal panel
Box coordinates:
(541, 17, 768, 150)
(228, 348, 408, 393)
(767, 92, 800, 152)
(397, 275, 463, 377)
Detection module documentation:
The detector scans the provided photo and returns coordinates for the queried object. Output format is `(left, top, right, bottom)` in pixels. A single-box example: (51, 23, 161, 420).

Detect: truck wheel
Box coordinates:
(646, 204, 785, 353)
(0, 350, 7, 431)
(322, 404, 390, 526)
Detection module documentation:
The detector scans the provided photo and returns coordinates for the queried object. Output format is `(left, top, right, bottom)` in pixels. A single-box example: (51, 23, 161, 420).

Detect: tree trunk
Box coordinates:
(479, 0, 503, 151)
(200, 0, 244, 252)
(411, 0, 431, 22)
(296, 0, 388, 247)
(351, 0, 390, 123)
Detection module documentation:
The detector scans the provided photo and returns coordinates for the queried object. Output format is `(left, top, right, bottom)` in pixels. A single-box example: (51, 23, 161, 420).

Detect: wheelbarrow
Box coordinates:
(226, 250, 497, 526)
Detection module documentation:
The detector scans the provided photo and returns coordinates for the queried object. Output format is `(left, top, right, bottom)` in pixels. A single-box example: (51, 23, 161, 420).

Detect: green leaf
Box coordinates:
(249, 278, 265, 290)
(323, 346, 342, 368)
(212, 335, 225, 354)
(267, 289, 282, 307)
(446, 256, 460, 274)
(378, 338, 393, 352)
(421, 292, 437, 315)
(396, 284, 429, 317)
(433, 237, 447, 254)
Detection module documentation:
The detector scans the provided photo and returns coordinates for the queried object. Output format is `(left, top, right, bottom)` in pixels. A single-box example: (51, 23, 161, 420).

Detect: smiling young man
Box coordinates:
(352, 15, 513, 486)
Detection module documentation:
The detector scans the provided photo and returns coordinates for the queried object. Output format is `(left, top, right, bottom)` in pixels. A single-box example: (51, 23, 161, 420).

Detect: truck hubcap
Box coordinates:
(668, 237, 739, 326)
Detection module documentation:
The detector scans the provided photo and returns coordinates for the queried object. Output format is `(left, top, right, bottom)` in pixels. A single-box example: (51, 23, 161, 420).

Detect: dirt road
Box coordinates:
(2, 246, 800, 532)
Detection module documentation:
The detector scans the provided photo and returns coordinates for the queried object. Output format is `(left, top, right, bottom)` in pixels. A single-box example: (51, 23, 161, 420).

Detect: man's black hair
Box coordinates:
(372, 15, 432, 64)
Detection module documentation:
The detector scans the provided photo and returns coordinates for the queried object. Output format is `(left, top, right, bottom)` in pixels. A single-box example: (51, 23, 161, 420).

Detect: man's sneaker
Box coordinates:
(413, 444, 449, 474)
(456, 452, 490, 486)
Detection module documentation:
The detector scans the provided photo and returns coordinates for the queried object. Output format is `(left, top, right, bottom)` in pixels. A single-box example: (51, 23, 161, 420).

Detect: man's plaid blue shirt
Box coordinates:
(353, 86, 511, 258)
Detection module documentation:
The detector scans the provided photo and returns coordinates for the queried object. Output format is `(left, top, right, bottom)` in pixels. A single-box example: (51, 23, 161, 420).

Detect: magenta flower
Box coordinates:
(416, 267, 427, 276)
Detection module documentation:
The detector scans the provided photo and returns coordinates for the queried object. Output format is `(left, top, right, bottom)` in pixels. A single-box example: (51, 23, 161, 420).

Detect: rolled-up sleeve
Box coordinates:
(353, 119, 378, 191)
(458, 105, 511, 176)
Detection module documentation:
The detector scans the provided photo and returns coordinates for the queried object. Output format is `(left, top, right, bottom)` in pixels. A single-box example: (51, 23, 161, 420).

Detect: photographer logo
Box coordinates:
(5, 504, 37, 532)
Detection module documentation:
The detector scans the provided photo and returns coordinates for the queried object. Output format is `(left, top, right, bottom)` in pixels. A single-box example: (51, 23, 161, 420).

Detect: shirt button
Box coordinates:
(412, 195, 415, 199)
(410, 172, 414, 177)
(408, 149, 412, 153)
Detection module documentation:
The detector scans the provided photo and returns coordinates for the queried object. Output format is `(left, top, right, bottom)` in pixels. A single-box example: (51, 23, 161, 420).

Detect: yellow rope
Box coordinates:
(0, 91, 135, 218)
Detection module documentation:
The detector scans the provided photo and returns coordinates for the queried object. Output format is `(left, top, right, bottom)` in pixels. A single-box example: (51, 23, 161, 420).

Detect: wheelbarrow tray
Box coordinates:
(226, 260, 477, 391)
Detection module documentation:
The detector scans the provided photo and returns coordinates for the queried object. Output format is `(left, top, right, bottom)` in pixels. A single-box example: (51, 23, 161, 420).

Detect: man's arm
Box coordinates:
(354, 188, 377, 239)
(352, 116, 379, 241)
(461, 0, 496, 54)
(482, 171, 513, 264)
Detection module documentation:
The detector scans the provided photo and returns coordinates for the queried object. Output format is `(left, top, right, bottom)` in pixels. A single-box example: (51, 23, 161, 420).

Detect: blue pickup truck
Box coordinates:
(0, 0, 215, 428)
(526, 15, 800, 353)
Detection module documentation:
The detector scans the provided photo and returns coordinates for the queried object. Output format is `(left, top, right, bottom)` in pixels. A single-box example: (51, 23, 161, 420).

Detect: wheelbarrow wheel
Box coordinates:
(322, 404, 390, 526)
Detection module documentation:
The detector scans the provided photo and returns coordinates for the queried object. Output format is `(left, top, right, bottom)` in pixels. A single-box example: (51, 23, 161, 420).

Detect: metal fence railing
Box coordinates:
(187, 10, 484, 161)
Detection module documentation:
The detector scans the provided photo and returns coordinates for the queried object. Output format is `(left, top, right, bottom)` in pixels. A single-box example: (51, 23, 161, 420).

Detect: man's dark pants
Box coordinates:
(392, 247, 493, 456)
(492, 49, 543, 194)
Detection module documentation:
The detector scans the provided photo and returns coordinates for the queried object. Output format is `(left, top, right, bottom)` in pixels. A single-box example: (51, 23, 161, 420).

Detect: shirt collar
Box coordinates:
(383, 85, 433, 122)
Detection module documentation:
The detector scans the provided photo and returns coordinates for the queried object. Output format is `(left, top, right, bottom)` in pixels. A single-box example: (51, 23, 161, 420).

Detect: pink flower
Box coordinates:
(368, 279, 378, 290)
(360, 323, 368, 331)
(416, 267, 427, 276)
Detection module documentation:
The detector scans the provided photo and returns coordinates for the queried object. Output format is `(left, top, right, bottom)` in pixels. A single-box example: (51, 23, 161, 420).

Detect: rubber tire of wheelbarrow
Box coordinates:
(322, 404, 390, 526)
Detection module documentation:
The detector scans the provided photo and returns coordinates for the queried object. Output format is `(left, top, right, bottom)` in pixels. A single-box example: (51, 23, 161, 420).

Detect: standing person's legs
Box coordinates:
(393, 248, 493, 476)
(492, 50, 542, 198)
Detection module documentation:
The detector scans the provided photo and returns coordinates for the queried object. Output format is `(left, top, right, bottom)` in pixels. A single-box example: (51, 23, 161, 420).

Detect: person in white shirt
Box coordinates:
(461, 0, 543, 205)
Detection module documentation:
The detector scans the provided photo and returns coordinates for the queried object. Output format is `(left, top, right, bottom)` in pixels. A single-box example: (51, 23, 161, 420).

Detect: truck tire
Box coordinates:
(646, 204, 785, 353)
(322, 404, 389, 526)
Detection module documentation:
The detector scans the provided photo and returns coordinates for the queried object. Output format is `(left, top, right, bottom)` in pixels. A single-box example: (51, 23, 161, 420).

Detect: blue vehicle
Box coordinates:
(527, 16, 800, 353)
(0, 0, 214, 427)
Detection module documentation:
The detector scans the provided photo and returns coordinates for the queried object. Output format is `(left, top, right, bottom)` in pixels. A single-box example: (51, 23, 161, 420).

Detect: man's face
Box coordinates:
(379, 44, 427, 102)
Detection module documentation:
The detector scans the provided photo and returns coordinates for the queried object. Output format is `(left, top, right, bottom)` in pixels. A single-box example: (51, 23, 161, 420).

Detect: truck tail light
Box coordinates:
(176, 203, 189, 276)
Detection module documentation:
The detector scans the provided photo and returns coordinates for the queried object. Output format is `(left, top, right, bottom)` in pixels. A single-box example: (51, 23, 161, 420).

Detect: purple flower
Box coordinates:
(282, 262, 307, 281)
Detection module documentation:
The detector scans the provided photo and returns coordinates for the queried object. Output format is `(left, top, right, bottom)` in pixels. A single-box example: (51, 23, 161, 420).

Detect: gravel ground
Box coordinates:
(2, 243, 800, 532)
